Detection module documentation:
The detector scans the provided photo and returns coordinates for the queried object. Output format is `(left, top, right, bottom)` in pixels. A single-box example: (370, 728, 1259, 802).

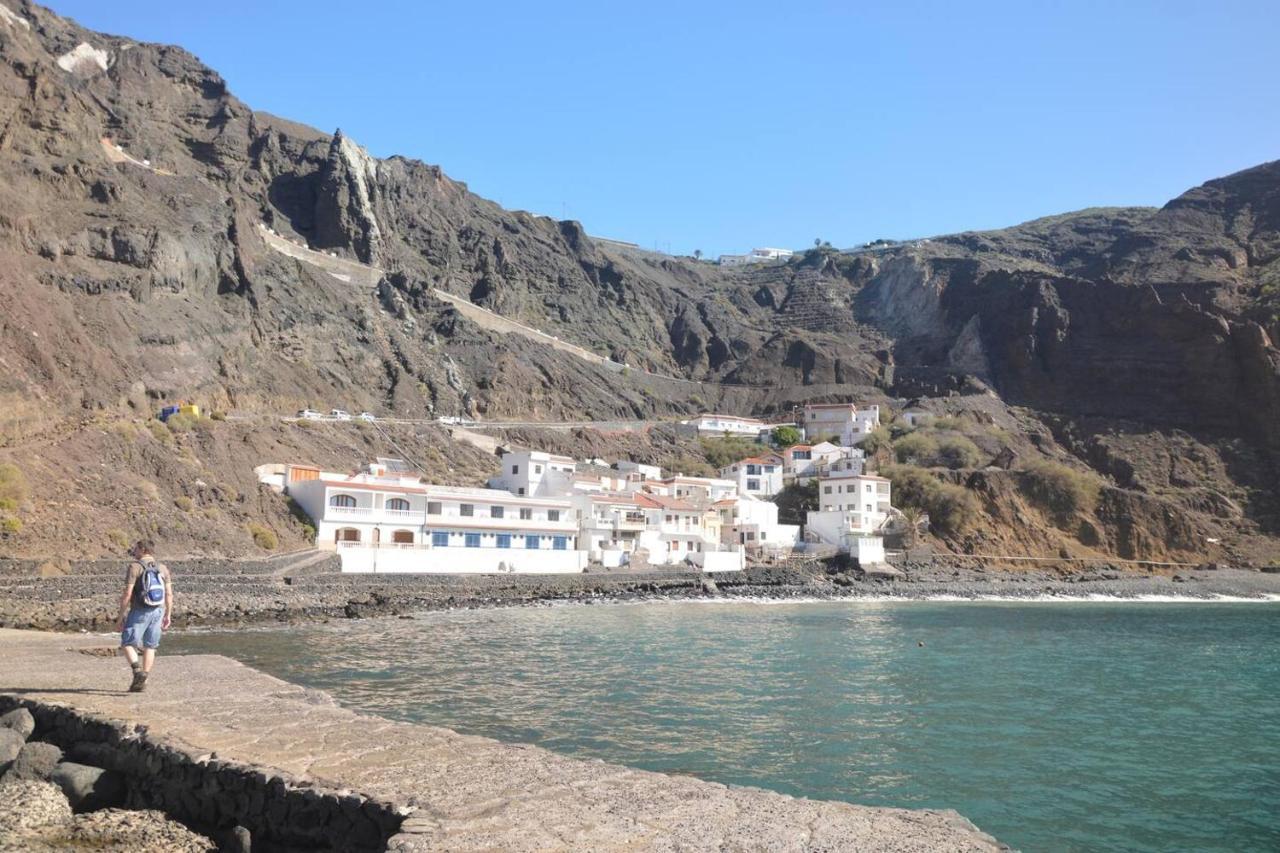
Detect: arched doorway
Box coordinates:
(335, 528, 360, 545)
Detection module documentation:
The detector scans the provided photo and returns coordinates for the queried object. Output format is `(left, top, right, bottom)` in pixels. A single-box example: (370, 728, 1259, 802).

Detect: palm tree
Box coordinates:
(898, 506, 924, 548)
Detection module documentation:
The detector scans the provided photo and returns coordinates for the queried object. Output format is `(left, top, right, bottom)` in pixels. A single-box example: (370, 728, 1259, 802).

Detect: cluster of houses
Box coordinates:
(269, 402, 895, 574)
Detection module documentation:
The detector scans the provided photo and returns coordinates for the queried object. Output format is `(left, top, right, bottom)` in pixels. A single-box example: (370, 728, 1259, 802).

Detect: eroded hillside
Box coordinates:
(0, 0, 1277, 565)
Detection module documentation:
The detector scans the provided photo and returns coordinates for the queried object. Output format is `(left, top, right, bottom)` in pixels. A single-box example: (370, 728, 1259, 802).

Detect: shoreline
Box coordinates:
(4, 561, 1279, 633)
(0, 628, 1003, 851)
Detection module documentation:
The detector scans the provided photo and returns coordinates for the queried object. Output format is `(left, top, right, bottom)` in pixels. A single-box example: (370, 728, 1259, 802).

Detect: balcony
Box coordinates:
(614, 512, 648, 530)
(328, 505, 374, 518)
(383, 508, 425, 522)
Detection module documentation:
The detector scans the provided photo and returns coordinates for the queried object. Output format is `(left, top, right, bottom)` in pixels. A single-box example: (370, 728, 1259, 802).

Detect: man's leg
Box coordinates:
(141, 648, 156, 673)
(121, 644, 139, 668)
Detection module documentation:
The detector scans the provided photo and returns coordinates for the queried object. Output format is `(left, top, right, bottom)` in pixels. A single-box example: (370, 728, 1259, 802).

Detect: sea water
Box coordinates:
(168, 601, 1280, 852)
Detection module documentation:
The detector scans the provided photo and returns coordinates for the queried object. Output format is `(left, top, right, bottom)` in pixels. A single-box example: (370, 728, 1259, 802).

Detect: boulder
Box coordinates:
(52, 761, 125, 811)
(0, 706, 36, 740)
(8, 741, 64, 781)
(0, 778, 73, 836)
(0, 727, 25, 774)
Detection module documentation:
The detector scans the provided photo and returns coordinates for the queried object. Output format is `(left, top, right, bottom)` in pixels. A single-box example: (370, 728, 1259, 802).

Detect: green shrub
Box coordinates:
(771, 425, 802, 448)
(247, 522, 278, 551)
(1020, 459, 1101, 518)
(166, 413, 197, 433)
(883, 464, 980, 536)
(935, 436, 983, 469)
(106, 529, 129, 549)
(773, 480, 818, 526)
(294, 418, 314, 430)
(0, 463, 28, 504)
(1, 516, 21, 535)
(929, 415, 963, 431)
(700, 436, 764, 470)
(174, 496, 194, 512)
(894, 433, 938, 465)
(860, 425, 892, 455)
(209, 410, 227, 421)
(0, 497, 16, 513)
(146, 419, 174, 445)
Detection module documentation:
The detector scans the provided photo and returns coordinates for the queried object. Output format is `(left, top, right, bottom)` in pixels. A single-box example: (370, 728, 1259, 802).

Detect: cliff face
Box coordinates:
(0, 1, 1277, 562)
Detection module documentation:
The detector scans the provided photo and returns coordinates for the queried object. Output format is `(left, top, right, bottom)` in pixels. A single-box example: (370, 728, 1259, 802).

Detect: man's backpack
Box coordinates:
(135, 559, 166, 607)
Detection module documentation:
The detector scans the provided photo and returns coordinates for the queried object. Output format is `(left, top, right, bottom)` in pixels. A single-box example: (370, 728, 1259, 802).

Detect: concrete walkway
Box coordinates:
(0, 629, 1001, 851)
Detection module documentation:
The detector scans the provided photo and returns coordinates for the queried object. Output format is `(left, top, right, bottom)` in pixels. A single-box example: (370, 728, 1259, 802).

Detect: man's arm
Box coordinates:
(116, 564, 139, 630)
(162, 570, 173, 629)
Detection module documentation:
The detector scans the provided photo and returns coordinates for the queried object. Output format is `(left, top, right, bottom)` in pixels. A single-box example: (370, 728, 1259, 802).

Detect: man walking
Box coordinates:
(115, 539, 172, 693)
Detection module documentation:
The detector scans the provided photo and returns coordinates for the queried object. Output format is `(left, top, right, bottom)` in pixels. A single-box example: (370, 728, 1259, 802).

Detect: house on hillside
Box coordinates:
(800, 402, 881, 446)
(718, 247, 795, 267)
(487, 449, 578, 497)
(686, 413, 771, 438)
(780, 441, 861, 483)
(718, 454, 784, 498)
(718, 495, 802, 554)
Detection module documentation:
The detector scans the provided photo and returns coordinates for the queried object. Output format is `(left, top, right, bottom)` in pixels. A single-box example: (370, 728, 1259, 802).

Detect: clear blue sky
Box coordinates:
(50, 0, 1280, 257)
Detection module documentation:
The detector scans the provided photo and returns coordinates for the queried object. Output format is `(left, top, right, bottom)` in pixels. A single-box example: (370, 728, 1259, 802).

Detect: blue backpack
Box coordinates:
(135, 560, 166, 607)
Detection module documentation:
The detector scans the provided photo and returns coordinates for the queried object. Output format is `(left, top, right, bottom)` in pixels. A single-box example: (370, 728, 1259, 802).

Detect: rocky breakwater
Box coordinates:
(0, 629, 1002, 851)
(0, 705, 217, 851)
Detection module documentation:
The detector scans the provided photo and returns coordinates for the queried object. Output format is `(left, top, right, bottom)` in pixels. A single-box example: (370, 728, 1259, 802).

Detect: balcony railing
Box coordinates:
(383, 508, 425, 520)
(328, 505, 373, 517)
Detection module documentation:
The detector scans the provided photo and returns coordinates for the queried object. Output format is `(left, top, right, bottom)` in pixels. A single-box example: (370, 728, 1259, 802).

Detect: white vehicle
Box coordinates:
(329, 409, 352, 421)
(437, 415, 464, 425)
(297, 409, 322, 420)
(358, 412, 377, 422)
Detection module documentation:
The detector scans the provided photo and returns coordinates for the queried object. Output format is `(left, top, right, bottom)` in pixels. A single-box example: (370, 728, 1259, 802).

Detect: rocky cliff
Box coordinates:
(0, 0, 1276, 564)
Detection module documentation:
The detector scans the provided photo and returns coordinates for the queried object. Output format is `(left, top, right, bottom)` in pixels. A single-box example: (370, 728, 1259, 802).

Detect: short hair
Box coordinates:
(132, 539, 155, 555)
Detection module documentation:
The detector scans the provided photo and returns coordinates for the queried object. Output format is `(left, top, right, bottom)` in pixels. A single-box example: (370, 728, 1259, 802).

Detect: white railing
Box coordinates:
(328, 505, 374, 517)
(383, 509, 425, 520)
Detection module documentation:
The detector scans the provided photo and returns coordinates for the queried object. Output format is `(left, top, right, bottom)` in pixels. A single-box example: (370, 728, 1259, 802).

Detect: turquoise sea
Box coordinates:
(169, 600, 1280, 852)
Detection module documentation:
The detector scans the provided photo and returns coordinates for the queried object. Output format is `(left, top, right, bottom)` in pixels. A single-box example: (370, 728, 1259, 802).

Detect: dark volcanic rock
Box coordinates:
(52, 761, 126, 811)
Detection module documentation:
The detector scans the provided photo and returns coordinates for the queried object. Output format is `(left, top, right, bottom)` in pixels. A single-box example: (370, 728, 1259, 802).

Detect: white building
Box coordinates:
(285, 461, 586, 573)
(806, 466, 893, 564)
(779, 442, 862, 483)
(718, 247, 795, 267)
(686, 413, 771, 438)
(901, 409, 933, 428)
(801, 402, 881, 446)
(718, 454, 784, 498)
(488, 450, 577, 497)
(719, 495, 801, 554)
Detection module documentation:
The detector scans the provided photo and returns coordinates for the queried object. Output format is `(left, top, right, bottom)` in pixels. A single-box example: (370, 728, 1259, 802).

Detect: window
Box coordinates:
(865, 504, 872, 513)
(535, 464, 543, 474)
(824, 486, 832, 494)
(548, 509, 560, 522)
(491, 506, 504, 519)
(330, 494, 356, 508)
(520, 508, 532, 520)
(392, 530, 414, 544)
(552, 536, 567, 551)
(747, 465, 759, 475)
(525, 535, 540, 549)
(865, 484, 873, 493)
(511, 464, 520, 475)
(464, 533, 480, 548)
(386, 498, 409, 512)
(496, 534, 511, 549)
(427, 501, 441, 515)
(431, 531, 449, 547)
(747, 479, 759, 491)
(518, 488, 525, 496)
(460, 504, 474, 517)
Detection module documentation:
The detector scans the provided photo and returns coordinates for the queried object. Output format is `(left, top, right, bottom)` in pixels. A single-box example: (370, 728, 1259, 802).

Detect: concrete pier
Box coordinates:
(0, 629, 1001, 851)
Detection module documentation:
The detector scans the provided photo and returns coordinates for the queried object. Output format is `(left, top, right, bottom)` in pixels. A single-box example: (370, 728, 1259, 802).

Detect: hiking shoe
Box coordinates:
(128, 670, 148, 693)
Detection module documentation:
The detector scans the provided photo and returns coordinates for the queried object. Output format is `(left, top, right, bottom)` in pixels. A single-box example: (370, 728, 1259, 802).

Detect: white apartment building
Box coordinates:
(719, 455, 784, 498)
(647, 475, 739, 503)
(488, 450, 577, 497)
(806, 466, 893, 565)
(801, 402, 881, 446)
(632, 492, 741, 571)
(286, 462, 586, 573)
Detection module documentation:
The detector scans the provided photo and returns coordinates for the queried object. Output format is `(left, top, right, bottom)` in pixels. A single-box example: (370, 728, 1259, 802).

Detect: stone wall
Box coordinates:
(0, 696, 403, 851)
